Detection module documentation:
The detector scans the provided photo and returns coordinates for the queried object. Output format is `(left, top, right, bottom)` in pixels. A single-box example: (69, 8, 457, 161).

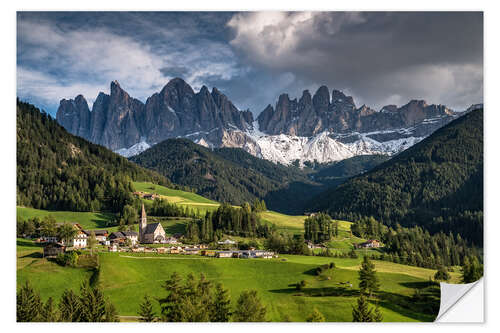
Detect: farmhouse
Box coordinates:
(216, 251, 233, 258)
(39, 236, 58, 243)
(70, 224, 88, 249)
(201, 249, 216, 257)
(108, 231, 139, 245)
(184, 248, 200, 255)
(139, 204, 167, 243)
(43, 242, 66, 258)
(356, 239, 381, 249)
(84, 230, 109, 244)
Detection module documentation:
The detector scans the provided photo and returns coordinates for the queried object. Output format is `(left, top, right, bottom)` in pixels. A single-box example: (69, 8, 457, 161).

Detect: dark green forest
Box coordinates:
(17, 100, 170, 213)
(350, 217, 481, 268)
(309, 109, 483, 246)
(130, 138, 321, 212)
(129, 140, 388, 214)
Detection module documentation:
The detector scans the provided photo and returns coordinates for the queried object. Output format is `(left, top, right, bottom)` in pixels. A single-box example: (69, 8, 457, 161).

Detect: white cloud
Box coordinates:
(17, 67, 102, 106)
(17, 18, 244, 110)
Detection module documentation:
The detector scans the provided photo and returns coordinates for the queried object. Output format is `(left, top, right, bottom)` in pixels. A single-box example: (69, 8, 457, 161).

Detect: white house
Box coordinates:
(123, 231, 139, 245)
(218, 239, 236, 245)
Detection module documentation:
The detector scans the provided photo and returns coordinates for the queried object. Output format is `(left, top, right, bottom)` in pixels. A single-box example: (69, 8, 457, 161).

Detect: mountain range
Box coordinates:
(57, 78, 481, 166)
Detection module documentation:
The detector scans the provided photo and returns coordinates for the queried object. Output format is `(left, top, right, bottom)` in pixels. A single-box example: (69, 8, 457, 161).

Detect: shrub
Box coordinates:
(56, 251, 79, 267)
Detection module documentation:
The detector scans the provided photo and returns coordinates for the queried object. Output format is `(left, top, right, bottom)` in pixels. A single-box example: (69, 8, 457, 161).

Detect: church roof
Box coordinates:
(144, 222, 163, 235)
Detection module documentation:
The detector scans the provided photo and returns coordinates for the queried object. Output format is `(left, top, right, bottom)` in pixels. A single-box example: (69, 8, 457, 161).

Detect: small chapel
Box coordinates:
(139, 203, 166, 243)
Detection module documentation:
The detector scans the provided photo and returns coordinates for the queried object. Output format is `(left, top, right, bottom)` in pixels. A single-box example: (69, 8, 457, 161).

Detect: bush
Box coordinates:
(56, 251, 79, 267)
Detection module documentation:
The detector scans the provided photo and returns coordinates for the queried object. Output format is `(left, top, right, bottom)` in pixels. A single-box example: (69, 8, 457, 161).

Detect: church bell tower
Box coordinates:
(139, 203, 147, 243)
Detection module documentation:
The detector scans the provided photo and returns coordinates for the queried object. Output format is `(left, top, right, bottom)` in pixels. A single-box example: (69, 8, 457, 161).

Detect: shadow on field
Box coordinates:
(21, 252, 43, 258)
(399, 281, 436, 289)
(17, 239, 43, 247)
(163, 222, 187, 235)
(92, 213, 115, 228)
(303, 268, 319, 276)
(375, 288, 440, 321)
(269, 286, 358, 297)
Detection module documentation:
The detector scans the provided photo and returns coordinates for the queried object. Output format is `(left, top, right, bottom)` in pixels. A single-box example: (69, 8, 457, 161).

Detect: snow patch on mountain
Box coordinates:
(242, 123, 424, 166)
(115, 141, 151, 158)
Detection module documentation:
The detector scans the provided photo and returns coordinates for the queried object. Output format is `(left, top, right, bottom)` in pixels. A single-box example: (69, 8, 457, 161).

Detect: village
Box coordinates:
(41, 203, 277, 260)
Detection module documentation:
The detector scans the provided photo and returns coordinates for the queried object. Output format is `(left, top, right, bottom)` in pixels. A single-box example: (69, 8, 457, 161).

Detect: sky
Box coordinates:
(17, 11, 483, 117)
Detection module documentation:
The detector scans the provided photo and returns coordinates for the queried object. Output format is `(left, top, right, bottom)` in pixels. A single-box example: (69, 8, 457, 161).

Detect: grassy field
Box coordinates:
(17, 239, 443, 322)
(17, 206, 115, 229)
(17, 239, 94, 302)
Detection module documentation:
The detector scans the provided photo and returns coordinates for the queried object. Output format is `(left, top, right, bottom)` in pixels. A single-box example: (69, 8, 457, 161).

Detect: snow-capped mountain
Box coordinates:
(57, 79, 480, 167)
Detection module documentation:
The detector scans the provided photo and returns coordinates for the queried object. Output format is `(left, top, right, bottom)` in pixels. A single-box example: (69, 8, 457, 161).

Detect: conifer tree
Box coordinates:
(138, 294, 156, 322)
(41, 297, 58, 322)
(434, 265, 450, 281)
(461, 256, 483, 283)
(210, 283, 231, 322)
(78, 282, 107, 322)
(159, 272, 184, 322)
(17, 281, 42, 322)
(373, 303, 383, 322)
(88, 231, 97, 255)
(306, 308, 326, 322)
(105, 302, 119, 322)
(352, 295, 374, 322)
(358, 256, 380, 297)
(233, 290, 267, 322)
(59, 289, 81, 322)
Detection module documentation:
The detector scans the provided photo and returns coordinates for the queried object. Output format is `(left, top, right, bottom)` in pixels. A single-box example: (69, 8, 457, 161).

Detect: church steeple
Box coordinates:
(139, 203, 147, 243)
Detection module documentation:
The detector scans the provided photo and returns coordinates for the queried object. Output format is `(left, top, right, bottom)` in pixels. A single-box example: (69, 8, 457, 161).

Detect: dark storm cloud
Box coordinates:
(228, 11, 483, 110)
(17, 11, 482, 117)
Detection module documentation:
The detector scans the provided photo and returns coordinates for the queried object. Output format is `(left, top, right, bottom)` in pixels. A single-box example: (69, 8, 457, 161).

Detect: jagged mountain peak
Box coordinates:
(57, 77, 254, 151)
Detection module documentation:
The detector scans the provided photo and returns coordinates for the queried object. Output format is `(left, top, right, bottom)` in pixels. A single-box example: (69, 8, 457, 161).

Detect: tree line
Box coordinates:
(16, 99, 170, 213)
(17, 281, 118, 322)
(350, 216, 482, 269)
(17, 215, 78, 244)
(304, 212, 339, 243)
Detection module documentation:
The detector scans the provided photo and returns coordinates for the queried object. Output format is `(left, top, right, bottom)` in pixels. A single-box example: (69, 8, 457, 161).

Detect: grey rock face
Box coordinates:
(56, 78, 254, 150)
(257, 85, 457, 136)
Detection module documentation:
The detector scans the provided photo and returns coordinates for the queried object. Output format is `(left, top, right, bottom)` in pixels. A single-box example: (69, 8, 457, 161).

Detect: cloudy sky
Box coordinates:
(17, 11, 483, 117)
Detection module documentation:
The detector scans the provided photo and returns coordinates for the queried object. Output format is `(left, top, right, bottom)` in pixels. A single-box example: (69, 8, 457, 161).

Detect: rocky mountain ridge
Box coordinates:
(57, 79, 481, 166)
(57, 78, 254, 151)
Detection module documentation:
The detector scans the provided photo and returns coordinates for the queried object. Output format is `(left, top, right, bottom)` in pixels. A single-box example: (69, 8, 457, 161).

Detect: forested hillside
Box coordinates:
(130, 138, 324, 211)
(311, 154, 390, 186)
(17, 100, 171, 213)
(309, 109, 483, 245)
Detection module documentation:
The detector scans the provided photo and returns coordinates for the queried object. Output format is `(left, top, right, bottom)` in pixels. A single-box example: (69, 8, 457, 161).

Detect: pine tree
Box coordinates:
(138, 294, 156, 322)
(17, 281, 42, 322)
(306, 308, 325, 322)
(434, 265, 450, 281)
(210, 283, 231, 322)
(41, 297, 58, 322)
(159, 272, 184, 322)
(78, 282, 107, 322)
(358, 256, 380, 297)
(461, 256, 483, 283)
(88, 231, 97, 256)
(59, 289, 81, 322)
(233, 290, 267, 322)
(352, 295, 374, 322)
(105, 302, 119, 322)
(373, 303, 383, 322)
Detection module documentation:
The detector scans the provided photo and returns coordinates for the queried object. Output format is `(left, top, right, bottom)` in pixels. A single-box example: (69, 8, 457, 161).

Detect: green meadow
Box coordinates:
(17, 238, 445, 322)
(17, 206, 115, 229)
